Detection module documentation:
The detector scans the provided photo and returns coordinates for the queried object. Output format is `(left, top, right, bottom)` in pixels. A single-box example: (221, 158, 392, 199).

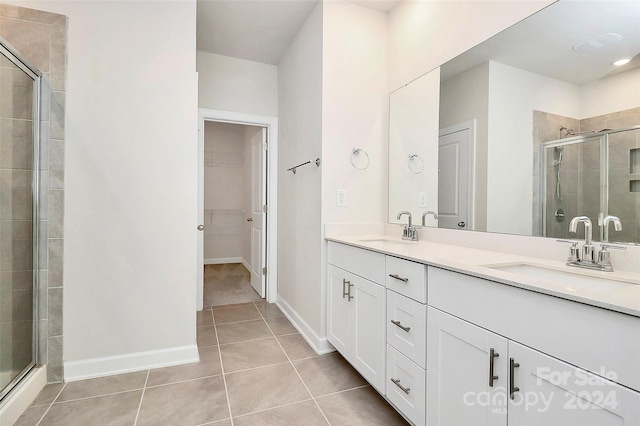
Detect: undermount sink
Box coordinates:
(483, 262, 638, 293)
(358, 237, 414, 244)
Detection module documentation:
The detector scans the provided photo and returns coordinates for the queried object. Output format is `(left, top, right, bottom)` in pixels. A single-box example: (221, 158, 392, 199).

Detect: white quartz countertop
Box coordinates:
(326, 234, 640, 318)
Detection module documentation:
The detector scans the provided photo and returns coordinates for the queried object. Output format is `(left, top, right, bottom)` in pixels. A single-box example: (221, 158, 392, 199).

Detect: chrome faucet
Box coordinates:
(602, 215, 622, 242)
(421, 210, 438, 226)
(564, 215, 625, 272)
(397, 211, 418, 241)
(569, 216, 594, 263)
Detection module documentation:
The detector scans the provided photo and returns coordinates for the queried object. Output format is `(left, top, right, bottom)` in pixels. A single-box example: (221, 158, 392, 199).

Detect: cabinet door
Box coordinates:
(352, 276, 386, 393)
(427, 307, 508, 426)
(327, 265, 352, 357)
(508, 341, 640, 426)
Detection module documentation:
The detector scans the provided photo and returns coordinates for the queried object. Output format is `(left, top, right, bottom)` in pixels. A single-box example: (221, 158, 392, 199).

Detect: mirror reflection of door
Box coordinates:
(438, 122, 474, 230)
(250, 128, 266, 298)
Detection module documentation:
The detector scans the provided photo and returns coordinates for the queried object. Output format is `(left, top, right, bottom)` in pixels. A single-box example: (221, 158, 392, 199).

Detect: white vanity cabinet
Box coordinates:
(327, 244, 387, 393)
(427, 267, 640, 426)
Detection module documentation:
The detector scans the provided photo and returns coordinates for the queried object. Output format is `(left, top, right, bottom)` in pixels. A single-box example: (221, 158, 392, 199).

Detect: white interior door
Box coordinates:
(250, 128, 266, 297)
(438, 128, 471, 230)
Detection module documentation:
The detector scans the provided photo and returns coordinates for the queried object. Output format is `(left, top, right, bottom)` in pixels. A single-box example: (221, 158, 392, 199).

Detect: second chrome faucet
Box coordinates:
(564, 215, 624, 272)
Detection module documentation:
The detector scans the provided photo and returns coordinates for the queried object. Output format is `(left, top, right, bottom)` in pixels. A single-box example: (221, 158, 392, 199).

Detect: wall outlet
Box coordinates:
(337, 189, 347, 207)
(419, 192, 427, 208)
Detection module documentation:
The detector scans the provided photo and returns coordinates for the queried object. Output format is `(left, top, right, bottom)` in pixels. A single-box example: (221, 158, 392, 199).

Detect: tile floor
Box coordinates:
(203, 264, 262, 307)
(16, 301, 408, 425)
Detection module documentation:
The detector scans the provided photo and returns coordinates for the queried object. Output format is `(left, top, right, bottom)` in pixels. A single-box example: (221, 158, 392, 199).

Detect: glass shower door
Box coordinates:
(0, 42, 39, 402)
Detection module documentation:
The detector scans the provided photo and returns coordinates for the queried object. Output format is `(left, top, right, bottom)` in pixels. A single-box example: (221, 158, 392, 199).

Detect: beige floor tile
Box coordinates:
(197, 325, 218, 347)
(277, 334, 320, 360)
(197, 309, 214, 326)
(137, 376, 229, 426)
(30, 382, 64, 406)
(147, 346, 222, 386)
(212, 302, 256, 311)
(15, 405, 48, 426)
(213, 304, 261, 324)
(293, 353, 367, 397)
(40, 390, 142, 426)
(255, 301, 285, 318)
(202, 420, 233, 426)
(265, 316, 297, 336)
(233, 400, 328, 426)
(316, 386, 408, 426)
(220, 337, 288, 373)
(216, 319, 272, 344)
(225, 363, 311, 417)
(56, 371, 147, 402)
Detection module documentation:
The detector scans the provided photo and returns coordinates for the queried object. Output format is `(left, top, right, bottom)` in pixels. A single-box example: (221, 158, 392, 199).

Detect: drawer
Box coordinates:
(386, 344, 426, 426)
(328, 242, 385, 284)
(385, 256, 427, 303)
(387, 290, 427, 368)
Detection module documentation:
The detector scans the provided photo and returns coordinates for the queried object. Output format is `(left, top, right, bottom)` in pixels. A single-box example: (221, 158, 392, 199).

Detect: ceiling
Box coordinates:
(441, 1, 640, 86)
(196, 0, 399, 65)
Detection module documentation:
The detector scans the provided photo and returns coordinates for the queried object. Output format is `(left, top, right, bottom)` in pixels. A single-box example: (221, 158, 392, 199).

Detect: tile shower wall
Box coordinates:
(0, 3, 67, 382)
(533, 108, 640, 243)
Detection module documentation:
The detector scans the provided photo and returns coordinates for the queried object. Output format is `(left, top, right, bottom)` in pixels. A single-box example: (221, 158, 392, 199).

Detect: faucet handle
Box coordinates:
(599, 242, 626, 251)
(557, 239, 580, 262)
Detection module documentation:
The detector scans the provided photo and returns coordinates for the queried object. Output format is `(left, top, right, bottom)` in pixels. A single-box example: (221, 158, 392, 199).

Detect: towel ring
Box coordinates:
(408, 154, 424, 174)
(351, 148, 369, 170)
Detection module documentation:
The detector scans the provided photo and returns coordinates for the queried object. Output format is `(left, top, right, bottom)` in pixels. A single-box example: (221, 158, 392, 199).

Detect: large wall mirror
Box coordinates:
(389, 0, 640, 244)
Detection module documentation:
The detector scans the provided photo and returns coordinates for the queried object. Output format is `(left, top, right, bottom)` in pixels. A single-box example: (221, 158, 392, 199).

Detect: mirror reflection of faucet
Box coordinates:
(422, 210, 438, 227)
(397, 211, 419, 241)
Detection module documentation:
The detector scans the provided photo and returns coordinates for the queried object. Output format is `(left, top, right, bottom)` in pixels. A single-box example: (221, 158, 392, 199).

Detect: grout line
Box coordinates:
(221, 360, 291, 376)
(36, 382, 67, 426)
(268, 321, 331, 425)
(41, 387, 146, 405)
(231, 397, 316, 420)
(132, 369, 150, 425)
(217, 336, 275, 347)
(213, 312, 235, 426)
(143, 373, 224, 389)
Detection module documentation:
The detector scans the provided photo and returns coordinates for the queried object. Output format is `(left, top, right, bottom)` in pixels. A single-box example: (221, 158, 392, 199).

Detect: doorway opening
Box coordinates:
(197, 109, 278, 310)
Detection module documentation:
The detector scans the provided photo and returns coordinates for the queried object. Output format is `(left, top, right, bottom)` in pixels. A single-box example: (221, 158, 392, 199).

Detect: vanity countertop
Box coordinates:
(327, 234, 640, 318)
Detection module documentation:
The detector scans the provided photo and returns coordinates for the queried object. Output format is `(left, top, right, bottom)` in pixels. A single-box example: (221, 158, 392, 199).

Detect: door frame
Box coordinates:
(197, 108, 278, 308)
(439, 120, 476, 231)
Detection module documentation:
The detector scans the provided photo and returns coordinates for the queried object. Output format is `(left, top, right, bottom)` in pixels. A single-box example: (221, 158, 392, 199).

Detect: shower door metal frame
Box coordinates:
(0, 37, 42, 403)
(539, 125, 640, 243)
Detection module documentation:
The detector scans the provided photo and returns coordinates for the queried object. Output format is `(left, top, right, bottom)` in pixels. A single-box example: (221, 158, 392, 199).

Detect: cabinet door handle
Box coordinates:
(342, 279, 350, 299)
(389, 274, 408, 282)
(347, 282, 354, 301)
(489, 348, 499, 387)
(509, 357, 520, 400)
(390, 320, 411, 332)
(390, 378, 411, 394)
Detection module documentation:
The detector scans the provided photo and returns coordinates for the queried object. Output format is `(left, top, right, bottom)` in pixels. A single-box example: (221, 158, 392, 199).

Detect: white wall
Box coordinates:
(580, 68, 640, 119)
(197, 52, 278, 116)
(203, 122, 246, 262)
(7, 0, 199, 376)
(277, 3, 324, 339)
(388, 0, 555, 91)
(487, 61, 580, 235)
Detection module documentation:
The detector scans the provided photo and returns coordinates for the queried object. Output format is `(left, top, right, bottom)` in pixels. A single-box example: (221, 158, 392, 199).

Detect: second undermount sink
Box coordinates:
(483, 262, 638, 293)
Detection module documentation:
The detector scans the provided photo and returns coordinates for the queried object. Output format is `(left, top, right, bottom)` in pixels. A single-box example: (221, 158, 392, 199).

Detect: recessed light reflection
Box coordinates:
(613, 58, 631, 66)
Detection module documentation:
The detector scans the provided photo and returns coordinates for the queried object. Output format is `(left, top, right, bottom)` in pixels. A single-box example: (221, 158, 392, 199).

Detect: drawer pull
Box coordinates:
(389, 274, 408, 282)
(390, 320, 411, 332)
(510, 358, 520, 400)
(489, 348, 499, 387)
(390, 378, 411, 394)
(342, 279, 349, 299)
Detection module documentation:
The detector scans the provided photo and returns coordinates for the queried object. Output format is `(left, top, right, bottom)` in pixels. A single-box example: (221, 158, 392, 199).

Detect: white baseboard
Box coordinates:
(64, 344, 199, 382)
(277, 296, 335, 355)
(205, 257, 243, 265)
(0, 366, 47, 426)
(241, 258, 251, 273)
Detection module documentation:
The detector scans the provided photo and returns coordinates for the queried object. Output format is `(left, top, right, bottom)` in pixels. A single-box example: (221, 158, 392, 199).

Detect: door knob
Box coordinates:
(458, 221, 466, 228)
(247, 217, 253, 222)
(197, 225, 204, 231)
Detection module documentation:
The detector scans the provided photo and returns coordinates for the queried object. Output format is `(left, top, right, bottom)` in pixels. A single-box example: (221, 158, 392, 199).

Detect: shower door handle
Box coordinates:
(197, 225, 204, 231)
(247, 218, 253, 222)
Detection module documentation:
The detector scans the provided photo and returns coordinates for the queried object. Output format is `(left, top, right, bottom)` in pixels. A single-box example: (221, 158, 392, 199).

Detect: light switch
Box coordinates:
(337, 189, 347, 207)
(419, 192, 427, 208)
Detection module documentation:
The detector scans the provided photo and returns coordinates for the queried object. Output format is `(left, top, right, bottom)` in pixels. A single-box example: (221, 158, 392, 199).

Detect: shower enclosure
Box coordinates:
(0, 39, 41, 402)
(541, 126, 640, 244)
